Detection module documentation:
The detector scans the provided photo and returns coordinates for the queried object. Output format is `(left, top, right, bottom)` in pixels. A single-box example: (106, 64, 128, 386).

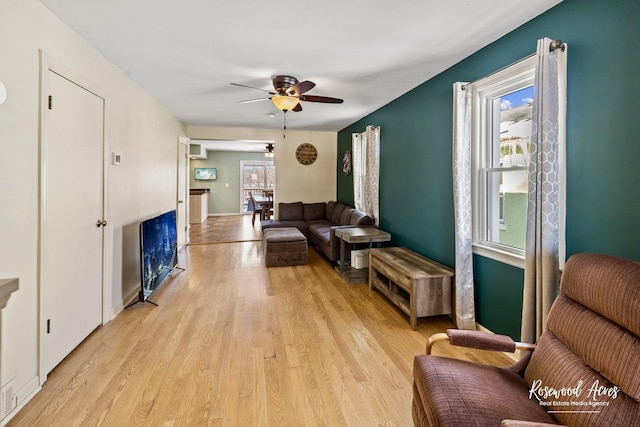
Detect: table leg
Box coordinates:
(340, 238, 345, 277)
(410, 295, 417, 330)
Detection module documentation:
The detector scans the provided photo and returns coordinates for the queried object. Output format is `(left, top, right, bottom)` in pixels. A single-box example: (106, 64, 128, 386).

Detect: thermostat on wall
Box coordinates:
(112, 152, 122, 165)
(0, 81, 7, 105)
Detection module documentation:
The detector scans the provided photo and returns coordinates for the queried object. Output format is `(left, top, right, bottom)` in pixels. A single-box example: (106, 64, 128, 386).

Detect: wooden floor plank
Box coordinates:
(8, 215, 512, 426)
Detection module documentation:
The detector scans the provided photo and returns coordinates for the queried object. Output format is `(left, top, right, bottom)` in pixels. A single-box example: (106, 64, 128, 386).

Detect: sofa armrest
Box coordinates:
(501, 420, 566, 427)
(425, 329, 536, 354)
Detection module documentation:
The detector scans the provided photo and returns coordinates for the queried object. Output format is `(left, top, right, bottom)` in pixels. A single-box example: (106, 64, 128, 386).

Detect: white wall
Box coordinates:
(0, 0, 186, 419)
(187, 126, 338, 210)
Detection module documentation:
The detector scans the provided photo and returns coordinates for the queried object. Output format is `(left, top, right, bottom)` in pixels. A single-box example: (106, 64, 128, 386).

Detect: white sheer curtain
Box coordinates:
(452, 82, 476, 330)
(352, 132, 365, 213)
(521, 38, 567, 344)
(352, 125, 380, 225)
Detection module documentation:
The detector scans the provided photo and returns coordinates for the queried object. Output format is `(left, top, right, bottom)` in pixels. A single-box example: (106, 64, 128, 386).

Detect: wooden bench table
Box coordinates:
(368, 247, 454, 330)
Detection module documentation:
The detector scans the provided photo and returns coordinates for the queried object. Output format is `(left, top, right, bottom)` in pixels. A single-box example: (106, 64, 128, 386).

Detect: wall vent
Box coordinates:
(0, 379, 17, 420)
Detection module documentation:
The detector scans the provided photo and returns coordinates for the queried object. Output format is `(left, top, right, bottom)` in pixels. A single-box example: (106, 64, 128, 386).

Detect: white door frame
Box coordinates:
(177, 136, 190, 248)
(38, 51, 111, 385)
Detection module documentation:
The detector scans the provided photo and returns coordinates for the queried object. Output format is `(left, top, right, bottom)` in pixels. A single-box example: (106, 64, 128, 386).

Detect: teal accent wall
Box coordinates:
(191, 151, 270, 214)
(338, 0, 640, 339)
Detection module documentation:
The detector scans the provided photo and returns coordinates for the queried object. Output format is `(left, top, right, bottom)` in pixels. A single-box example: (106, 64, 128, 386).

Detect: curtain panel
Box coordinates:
(352, 132, 365, 213)
(521, 38, 567, 344)
(352, 125, 380, 225)
(452, 82, 476, 330)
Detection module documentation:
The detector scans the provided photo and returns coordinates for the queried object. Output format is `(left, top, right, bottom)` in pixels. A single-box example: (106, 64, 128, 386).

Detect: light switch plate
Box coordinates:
(112, 152, 122, 165)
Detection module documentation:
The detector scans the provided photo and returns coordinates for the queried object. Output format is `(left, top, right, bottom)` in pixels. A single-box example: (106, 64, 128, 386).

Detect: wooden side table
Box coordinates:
(334, 227, 391, 283)
(368, 247, 454, 329)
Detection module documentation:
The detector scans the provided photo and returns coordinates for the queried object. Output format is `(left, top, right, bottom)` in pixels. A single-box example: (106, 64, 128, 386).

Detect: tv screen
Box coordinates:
(194, 167, 217, 180)
(140, 210, 178, 300)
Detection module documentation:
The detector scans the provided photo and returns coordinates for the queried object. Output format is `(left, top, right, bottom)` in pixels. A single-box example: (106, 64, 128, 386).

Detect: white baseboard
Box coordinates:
(122, 287, 140, 310)
(208, 212, 243, 217)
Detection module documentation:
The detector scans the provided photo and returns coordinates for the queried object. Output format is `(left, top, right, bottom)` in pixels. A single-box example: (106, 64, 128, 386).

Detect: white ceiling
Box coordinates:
(39, 0, 562, 138)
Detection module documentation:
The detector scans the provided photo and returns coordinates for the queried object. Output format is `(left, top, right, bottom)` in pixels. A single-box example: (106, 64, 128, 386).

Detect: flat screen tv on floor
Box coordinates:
(139, 210, 178, 302)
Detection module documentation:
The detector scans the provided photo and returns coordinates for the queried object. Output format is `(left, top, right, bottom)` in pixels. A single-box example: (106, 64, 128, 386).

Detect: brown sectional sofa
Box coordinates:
(261, 201, 375, 261)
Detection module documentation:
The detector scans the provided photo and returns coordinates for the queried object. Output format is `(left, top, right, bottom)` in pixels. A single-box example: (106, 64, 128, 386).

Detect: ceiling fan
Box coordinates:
(231, 75, 343, 112)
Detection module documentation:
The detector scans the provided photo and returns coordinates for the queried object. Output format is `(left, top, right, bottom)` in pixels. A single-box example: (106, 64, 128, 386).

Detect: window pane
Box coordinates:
(486, 170, 528, 250)
(495, 86, 533, 168)
(266, 164, 275, 189)
(485, 85, 533, 250)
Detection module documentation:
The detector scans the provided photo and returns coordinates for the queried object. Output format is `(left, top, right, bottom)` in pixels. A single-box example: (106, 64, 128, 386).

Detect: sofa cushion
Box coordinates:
(326, 201, 337, 221)
(263, 227, 306, 243)
(351, 209, 374, 225)
(331, 203, 347, 224)
(309, 223, 332, 241)
(304, 202, 326, 221)
(340, 207, 355, 225)
(306, 219, 332, 228)
(278, 202, 304, 221)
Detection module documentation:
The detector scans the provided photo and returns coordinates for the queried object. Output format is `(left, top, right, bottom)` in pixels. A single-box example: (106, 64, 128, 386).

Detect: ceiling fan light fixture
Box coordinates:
(265, 143, 274, 158)
(272, 95, 299, 111)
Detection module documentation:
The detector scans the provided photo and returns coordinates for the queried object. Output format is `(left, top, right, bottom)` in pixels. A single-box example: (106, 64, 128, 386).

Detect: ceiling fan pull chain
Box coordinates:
(283, 110, 287, 140)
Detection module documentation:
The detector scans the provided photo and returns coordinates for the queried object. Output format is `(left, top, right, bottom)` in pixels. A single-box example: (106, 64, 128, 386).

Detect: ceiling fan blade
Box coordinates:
(287, 80, 316, 97)
(299, 94, 344, 104)
(238, 97, 272, 104)
(293, 103, 303, 112)
(230, 82, 276, 95)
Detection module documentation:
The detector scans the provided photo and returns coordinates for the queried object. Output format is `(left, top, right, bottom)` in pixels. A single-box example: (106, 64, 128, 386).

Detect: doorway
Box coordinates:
(240, 160, 275, 213)
(39, 58, 106, 376)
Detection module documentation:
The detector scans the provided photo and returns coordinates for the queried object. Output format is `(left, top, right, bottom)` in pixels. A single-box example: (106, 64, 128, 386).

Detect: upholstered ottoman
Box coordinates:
(263, 227, 308, 267)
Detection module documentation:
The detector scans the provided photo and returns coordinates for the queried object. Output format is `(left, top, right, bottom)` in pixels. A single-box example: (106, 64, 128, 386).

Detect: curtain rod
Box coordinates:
(550, 39, 565, 52)
(462, 39, 565, 89)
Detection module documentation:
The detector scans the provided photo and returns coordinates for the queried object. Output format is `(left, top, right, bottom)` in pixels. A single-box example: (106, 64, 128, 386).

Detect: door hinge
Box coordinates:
(48, 95, 52, 110)
(47, 319, 51, 334)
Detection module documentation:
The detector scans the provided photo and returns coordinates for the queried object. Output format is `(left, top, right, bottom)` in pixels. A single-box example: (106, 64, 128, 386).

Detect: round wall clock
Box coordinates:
(295, 143, 318, 165)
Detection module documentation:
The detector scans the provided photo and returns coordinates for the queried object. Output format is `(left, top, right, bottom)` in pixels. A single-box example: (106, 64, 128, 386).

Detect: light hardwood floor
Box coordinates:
(8, 215, 511, 426)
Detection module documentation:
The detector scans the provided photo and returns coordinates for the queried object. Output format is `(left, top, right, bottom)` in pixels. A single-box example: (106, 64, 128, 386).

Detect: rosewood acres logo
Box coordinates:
(529, 379, 620, 413)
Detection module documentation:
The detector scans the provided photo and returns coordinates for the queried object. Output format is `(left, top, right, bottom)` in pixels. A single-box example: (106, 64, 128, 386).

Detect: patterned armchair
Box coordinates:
(412, 253, 640, 426)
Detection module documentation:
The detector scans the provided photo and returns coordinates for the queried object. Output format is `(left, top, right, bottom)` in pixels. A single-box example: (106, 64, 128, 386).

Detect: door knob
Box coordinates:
(178, 200, 184, 204)
(96, 219, 107, 227)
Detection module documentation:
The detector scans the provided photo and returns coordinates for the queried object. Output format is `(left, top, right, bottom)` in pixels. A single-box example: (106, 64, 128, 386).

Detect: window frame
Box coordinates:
(470, 56, 536, 269)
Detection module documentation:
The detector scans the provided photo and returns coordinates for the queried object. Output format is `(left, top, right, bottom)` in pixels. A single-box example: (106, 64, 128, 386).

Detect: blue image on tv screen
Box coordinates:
(140, 210, 178, 299)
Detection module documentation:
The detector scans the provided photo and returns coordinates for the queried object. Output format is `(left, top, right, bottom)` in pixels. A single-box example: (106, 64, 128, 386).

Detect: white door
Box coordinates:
(177, 138, 189, 249)
(42, 70, 104, 374)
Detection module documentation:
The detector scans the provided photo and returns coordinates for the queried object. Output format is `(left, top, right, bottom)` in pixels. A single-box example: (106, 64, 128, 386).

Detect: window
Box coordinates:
(471, 56, 536, 267)
(351, 125, 380, 224)
(240, 160, 274, 213)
